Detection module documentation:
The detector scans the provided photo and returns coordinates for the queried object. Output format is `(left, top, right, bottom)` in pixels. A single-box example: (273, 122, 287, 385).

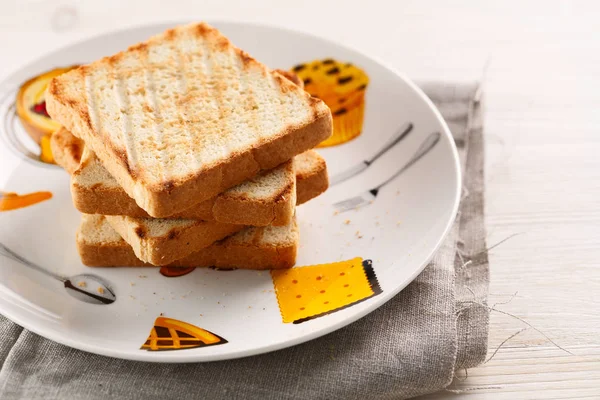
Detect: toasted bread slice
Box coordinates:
(72, 146, 297, 226)
(78, 214, 298, 269)
(46, 22, 332, 217)
(101, 149, 328, 266)
(104, 215, 243, 266)
(294, 150, 329, 205)
(69, 147, 327, 224)
(53, 130, 328, 227)
(101, 151, 328, 267)
(50, 69, 306, 177)
(273, 69, 304, 88)
(50, 127, 84, 174)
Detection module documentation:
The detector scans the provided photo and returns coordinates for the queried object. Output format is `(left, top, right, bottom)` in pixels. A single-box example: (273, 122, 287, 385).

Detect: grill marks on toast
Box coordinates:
(221, 43, 246, 157)
(145, 38, 190, 182)
(254, 69, 284, 147)
(140, 44, 167, 184)
(170, 32, 197, 177)
(110, 56, 141, 179)
(235, 51, 259, 154)
(83, 68, 106, 155)
(46, 22, 333, 216)
(203, 34, 231, 169)
(185, 31, 227, 172)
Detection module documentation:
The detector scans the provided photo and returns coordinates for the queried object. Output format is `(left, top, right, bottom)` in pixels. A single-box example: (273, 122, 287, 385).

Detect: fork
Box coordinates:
(332, 131, 441, 213)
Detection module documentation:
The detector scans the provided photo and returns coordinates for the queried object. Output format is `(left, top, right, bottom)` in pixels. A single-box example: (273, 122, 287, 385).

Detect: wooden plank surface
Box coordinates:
(1, 0, 599, 397)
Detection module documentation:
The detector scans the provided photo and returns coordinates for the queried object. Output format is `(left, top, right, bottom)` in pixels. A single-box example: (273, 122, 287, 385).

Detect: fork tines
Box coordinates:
(333, 195, 370, 213)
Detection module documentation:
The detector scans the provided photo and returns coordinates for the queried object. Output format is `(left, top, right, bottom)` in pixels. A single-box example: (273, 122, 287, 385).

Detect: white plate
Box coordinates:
(0, 20, 460, 362)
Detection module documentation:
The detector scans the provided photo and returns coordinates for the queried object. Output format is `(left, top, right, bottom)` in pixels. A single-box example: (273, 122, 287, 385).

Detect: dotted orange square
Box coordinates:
(271, 258, 380, 323)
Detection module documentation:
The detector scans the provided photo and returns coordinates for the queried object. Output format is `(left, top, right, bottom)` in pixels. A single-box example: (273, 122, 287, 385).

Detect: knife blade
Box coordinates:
(329, 161, 370, 186)
(329, 122, 414, 186)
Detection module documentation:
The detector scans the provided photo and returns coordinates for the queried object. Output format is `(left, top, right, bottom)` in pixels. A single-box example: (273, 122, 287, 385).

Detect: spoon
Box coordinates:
(0, 243, 116, 305)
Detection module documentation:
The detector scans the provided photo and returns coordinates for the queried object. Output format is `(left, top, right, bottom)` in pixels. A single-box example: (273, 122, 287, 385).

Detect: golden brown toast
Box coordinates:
(50, 127, 84, 174)
(46, 22, 332, 217)
(100, 150, 328, 266)
(73, 146, 296, 226)
(103, 215, 243, 266)
(52, 128, 328, 225)
(78, 214, 298, 269)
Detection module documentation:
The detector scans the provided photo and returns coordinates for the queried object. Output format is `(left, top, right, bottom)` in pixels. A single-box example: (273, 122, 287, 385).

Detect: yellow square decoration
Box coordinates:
(271, 258, 381, 323)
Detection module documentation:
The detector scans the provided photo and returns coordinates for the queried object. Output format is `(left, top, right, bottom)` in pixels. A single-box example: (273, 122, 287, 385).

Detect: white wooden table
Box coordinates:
(2, 1, 599, 397)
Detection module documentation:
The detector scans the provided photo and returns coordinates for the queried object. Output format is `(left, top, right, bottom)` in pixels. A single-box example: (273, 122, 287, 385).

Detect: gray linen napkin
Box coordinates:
(0, 82, 488, 400)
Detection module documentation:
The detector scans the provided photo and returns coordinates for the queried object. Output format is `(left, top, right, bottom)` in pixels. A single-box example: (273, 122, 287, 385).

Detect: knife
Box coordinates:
(330, 121, 413, 186)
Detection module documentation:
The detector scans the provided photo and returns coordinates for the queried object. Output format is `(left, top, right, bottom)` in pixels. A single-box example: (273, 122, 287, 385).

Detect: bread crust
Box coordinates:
(67, 147, 325, 224)
(295, 150, 329, 205)
(78, 240, 297, 269)
(50, 127, 84, 174)
(212, 178, 296, 226)
(77, 215, 298, 269)
(104, 215, 244, 266)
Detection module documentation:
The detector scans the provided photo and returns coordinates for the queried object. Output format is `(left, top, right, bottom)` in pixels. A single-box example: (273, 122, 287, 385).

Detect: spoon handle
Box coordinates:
(0, 243, 66, 283)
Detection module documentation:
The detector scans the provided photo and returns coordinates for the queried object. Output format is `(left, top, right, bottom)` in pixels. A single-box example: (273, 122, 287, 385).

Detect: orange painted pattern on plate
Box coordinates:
(141, 317, 227, 351)
(291, 59, 369, 147)
(0, 191, 52, 211)
(15, 66, 78, 164)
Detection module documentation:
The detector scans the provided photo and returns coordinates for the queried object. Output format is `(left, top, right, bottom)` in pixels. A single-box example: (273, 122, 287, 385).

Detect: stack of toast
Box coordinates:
(47, 22, 332, 270)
